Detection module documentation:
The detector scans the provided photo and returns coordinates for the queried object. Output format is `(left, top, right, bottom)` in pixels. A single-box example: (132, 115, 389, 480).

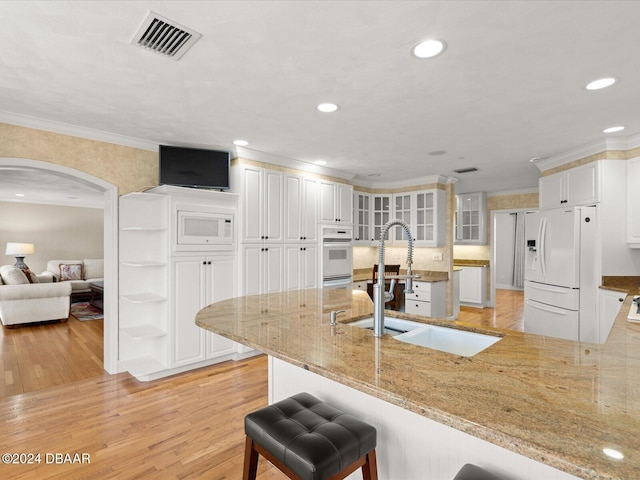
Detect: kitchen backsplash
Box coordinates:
(354, 246, 449, 271)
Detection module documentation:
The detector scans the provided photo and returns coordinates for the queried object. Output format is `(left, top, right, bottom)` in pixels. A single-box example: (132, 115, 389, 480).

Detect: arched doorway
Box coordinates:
(0, 158, 119, 373)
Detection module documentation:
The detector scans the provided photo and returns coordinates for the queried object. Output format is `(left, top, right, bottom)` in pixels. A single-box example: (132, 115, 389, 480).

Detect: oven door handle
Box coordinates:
(323, 275, 353, 288)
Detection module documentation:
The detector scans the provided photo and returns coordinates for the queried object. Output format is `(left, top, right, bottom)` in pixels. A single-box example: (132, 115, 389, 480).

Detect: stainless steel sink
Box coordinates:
(349, 317, 502, 357)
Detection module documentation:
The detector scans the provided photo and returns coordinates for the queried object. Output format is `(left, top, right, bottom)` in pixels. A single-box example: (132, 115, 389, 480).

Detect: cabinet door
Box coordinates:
(538, 172, 565, 210)
(319, 181, 337, 222)
(628, 158, 640, 245)
(566, 163, 598, 206)
(459, 267, 484, 305)
(263, 170, 284, 242)
(284, 174, 302, 242)
(205, 256, 236, 358)
(393, 194, 412, 241)
(372, 195, 391, 241)
(415, 191, 435, 243)
(301, 177, 318, 241)
(337, 184, 353, 223)
(263, 245, 283, 294)
(284, 245, 301, 291)
(455, 193, 485, 243)
(172, 257, 206, 367)
(242, 245, 263, 296)
(354, 192, 371, 243)
(301, 245, 318, 289)
(242, 166, 264, 242)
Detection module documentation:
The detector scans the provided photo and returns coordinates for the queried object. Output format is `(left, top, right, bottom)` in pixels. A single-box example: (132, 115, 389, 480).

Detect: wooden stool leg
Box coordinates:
(361, 449, 378, 480)
(242, 436, 259, 480)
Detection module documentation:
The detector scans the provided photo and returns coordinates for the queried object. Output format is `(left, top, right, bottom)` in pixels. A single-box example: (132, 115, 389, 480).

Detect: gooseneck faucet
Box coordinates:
(373, 219, 418, 337)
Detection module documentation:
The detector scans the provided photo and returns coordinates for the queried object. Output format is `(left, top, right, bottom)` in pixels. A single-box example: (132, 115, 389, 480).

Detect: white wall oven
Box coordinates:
(322, 226, 353, 289)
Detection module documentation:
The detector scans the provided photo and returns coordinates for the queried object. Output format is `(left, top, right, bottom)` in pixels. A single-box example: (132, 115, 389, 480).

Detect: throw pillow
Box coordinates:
(19, 267, 39, 284)
(59, 263, 83, 281)
(0, 265, 30, 285)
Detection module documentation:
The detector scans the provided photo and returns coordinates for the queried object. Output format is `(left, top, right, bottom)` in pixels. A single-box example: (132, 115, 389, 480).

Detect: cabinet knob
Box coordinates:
(207, 261, 211, 265)
(202, 261, 206, 265)
(619, 297, 624, 302)
(265, 236, 269, 239)
(265, 248, 269, 251)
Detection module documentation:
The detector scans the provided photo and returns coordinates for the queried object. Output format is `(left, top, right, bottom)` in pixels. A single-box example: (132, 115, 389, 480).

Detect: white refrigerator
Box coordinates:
(523, 206, 599, 342)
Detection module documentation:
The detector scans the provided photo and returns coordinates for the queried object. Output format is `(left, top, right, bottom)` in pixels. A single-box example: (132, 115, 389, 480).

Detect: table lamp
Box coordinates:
(5, 242, 35, 270)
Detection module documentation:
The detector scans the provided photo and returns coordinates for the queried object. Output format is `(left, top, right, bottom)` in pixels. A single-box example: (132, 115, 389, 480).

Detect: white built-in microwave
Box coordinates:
(177, 210, 234, 248)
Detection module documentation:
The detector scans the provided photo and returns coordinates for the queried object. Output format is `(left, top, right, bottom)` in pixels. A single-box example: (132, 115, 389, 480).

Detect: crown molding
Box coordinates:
(487, 187, 538, 197)
(0, 110, 159, 152)
(351, 174, 448, 189)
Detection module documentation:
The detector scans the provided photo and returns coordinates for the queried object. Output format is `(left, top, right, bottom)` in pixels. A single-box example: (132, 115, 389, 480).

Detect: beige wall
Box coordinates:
(0, 123, 158, 194)
(0, 201, 104, 273)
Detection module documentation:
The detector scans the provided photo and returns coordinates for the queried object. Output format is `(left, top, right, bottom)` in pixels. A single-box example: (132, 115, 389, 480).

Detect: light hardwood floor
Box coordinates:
(0, 290, 523, 479)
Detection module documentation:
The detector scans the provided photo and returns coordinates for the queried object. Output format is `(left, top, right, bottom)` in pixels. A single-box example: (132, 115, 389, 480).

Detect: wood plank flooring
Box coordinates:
(0, 290, 524, 479)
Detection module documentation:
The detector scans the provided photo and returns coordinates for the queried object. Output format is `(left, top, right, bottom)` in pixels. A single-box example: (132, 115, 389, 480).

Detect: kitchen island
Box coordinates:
(196, 288, 640, 480)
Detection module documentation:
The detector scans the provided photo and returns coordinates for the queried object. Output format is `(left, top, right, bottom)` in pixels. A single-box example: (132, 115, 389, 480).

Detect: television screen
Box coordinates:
(159, 145, 230, 190)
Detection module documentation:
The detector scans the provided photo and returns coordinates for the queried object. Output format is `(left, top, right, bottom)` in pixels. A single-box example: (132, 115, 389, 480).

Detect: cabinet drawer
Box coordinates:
(353, 281, 367, 291)
(405, 299, 431, 317)
(405, 289, 431, 302)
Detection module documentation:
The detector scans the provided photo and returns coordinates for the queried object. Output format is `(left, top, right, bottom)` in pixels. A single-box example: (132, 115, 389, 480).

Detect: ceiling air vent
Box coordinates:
(452, 167, 478, 174)
(131, 11, 202, 61)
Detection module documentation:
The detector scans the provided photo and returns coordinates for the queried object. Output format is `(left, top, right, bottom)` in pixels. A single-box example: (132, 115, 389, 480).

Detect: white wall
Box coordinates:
(0, 201, 103, 273)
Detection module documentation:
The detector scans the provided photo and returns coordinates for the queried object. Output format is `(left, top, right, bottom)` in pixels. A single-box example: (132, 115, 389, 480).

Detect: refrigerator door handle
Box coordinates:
(525, 299, 568, 315)
(539, 217, 547, 277)
(526, 282, 572, 294)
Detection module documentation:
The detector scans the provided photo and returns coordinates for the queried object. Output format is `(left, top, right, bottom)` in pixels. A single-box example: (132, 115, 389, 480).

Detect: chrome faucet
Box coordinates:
(373, 219, 419, 337)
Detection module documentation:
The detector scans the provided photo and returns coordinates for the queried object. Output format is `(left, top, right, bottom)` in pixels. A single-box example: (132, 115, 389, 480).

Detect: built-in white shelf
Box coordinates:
(121, 324, 166, 339)
(120, 261, 166, 267)
(120, 356, 167, 377)
(120, 226, 167, 232)
(121, 293, 166, 303)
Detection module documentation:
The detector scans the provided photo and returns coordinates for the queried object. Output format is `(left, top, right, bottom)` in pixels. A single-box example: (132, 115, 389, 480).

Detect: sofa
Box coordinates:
(41, 259, 104, 302)
(0, 265, 72, 327)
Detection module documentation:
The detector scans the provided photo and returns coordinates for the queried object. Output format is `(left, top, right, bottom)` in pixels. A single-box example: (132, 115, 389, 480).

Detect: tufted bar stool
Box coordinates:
(453, 463, 507, 480)
(242, 392, 378, 480)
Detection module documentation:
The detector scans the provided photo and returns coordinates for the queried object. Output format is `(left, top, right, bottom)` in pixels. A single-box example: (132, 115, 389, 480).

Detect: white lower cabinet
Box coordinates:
(404, 281, 446, 318)
(598, 289, 626, 343)
(241, 244, 284, 295)
(353, 280, 368, 291)
(459, 266, 487, 307)
(284, 245, 317, 291)
(171, 255, 237, 368)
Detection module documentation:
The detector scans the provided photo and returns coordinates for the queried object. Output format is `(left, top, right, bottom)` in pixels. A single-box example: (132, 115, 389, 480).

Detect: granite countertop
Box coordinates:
(196, 289, 640, 480)
(453, 259, 490, 267)
(353, 268, 448, 283)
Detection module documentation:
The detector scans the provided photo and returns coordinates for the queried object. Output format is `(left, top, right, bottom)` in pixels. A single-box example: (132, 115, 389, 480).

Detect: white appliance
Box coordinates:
(176, 210, 234, 248)
(321, 226, 353, 289)
(524, 206, 599, 342)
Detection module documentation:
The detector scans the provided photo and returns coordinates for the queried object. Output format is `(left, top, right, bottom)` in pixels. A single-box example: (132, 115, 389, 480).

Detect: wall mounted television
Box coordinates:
(159, 145, 230, 190)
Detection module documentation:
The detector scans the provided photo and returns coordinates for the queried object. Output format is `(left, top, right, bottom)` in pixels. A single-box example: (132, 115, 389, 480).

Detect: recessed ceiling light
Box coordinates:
(429, 150, 447, 156)
(603, 126, 625, 133)
(529, 156, 548, 163)
(15, 193, 24, 197)
(233, 139, 249, 147)
(412, 39, 447, 59)
(586, 77, 618, 90)
(314, 160, 327, 165)
(317, 103, 340, 113)
(368, 173, 381, 177)
(602, 448, 624, 460)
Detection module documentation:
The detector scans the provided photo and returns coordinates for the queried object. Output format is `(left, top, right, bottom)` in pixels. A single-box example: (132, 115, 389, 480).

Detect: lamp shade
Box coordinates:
(5, 243, 35, 256)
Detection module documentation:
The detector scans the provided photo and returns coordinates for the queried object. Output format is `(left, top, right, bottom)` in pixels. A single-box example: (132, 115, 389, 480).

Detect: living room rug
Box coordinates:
(70, 302, 104, 321)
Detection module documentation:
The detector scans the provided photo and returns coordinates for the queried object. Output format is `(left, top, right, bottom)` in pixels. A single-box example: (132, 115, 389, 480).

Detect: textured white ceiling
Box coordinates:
(1, 0, 640, 200)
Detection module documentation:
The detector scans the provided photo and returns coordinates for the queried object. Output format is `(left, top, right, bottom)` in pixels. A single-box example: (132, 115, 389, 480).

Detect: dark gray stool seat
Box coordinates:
(243, 392, 378, 480)
(454, 463, 507, 480)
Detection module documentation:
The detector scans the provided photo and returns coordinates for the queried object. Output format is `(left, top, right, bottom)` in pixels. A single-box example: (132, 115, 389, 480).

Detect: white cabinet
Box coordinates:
(392, 193, 412, 242)
(235, 165, 284, 243)
(241, 244, 283, 295)
(353, 280, 368, 291)
(404, 281, 446, 318)
(319, 181, 353, 223)
(119, 193, 170, 378)
(598, 289, 625, 343)
(353, 191, 372, 244)
(455, 192, 487, 245)
(414, 189, 446, 246)
(627, 157, 640, 247)
(372, 194, 392, 242)
(538, 163, 599, 210)
(459, 266, 487, 307)
(284, 245, 317, 291)
(284, 174, 318, 243)
(171, 255, 236, 368)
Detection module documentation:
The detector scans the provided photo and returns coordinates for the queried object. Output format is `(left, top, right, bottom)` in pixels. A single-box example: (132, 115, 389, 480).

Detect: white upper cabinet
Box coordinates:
(628, 158, 640, 247)
(235, 165, 284, 243)
(284, 174, 318, 243)
(415, 190, 446, 246)
(353, 191, 371, 244)
(392, 193, 412, 242)
(454, 192, 487, 245)
(538, 162, 599, 210)
(372, 194, 392, 242)
(319, 180, 353, 223)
